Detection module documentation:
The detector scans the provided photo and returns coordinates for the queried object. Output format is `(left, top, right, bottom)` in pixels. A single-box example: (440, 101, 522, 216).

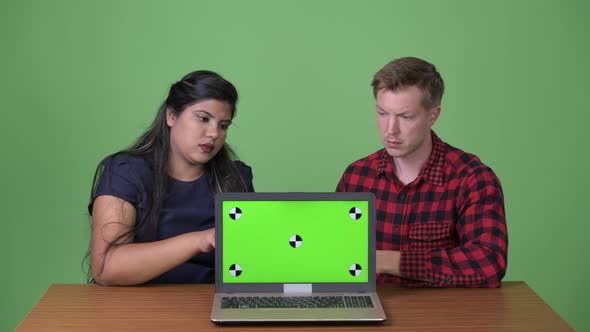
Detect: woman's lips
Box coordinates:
(199, 144, 214, 153)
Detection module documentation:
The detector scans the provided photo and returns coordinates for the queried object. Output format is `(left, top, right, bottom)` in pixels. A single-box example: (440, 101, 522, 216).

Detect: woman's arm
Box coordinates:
(90, 195, 214, 286)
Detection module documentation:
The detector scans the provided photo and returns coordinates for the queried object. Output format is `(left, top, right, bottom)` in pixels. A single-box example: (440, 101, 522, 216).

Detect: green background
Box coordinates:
(1, 0, 588, 330)
(222, 201, 368, 283)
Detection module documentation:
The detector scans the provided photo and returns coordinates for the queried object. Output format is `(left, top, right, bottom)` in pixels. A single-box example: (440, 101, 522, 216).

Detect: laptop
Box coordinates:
(211, 192, 386, 323)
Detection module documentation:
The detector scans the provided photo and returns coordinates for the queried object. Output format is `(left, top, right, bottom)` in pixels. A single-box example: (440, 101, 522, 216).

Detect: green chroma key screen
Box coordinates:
(222, 200, 369, 283)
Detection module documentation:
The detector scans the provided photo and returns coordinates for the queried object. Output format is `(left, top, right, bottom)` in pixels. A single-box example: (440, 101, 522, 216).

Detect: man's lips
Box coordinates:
(386, 140, 402, 147)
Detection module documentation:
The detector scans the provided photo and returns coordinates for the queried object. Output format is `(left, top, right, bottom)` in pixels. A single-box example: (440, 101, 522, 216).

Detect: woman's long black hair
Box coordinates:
(85, 71, 248, 283)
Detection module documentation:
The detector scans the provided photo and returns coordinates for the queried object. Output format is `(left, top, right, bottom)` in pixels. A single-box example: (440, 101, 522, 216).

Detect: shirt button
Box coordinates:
(398, 194, 406, 201)
(394, 226, 399, 231)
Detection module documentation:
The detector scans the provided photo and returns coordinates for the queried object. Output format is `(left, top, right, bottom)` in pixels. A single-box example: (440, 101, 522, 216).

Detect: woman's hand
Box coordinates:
(195, 228, 215, 253)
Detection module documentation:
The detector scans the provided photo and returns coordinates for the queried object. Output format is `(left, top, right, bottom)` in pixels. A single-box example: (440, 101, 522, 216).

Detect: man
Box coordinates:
(336, 57, 508, 287)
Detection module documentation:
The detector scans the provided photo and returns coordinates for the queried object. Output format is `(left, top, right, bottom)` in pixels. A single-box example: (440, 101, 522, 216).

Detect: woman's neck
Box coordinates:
(167, 154, 205, 182)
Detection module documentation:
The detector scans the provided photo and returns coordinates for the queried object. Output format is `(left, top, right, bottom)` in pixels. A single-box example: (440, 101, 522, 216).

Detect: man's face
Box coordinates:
(376, 86, 440, 160)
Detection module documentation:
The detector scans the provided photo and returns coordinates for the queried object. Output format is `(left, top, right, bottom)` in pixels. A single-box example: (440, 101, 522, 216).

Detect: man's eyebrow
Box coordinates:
(376, 105, 413, 116)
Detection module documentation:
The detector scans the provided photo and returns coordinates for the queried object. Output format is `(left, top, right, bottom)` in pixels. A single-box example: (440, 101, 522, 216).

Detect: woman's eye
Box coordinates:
(198, 116, 210, 123)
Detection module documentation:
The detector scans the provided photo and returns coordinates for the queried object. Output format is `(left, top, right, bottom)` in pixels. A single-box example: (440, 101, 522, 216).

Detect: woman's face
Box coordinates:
(167, 99, 233, 177)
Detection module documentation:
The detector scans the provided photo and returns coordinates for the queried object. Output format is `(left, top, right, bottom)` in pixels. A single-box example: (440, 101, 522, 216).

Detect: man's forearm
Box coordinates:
(376, 250, 401, 276)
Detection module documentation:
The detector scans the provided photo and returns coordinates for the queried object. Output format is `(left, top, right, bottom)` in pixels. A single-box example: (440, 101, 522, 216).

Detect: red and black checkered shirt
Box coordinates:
(336, 131, 508, 287)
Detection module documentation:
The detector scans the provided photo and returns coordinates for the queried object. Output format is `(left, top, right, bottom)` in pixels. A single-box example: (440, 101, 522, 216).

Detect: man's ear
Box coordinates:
(166, 108, 176, 127)
(428, 105, 441, 127)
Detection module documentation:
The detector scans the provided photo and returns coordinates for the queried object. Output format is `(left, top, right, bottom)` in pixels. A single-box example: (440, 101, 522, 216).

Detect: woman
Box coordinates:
(87, 70, 254, 285)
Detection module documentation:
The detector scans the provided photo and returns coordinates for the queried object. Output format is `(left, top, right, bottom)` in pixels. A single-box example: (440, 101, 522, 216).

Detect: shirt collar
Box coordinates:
(376, 131, 446, 186)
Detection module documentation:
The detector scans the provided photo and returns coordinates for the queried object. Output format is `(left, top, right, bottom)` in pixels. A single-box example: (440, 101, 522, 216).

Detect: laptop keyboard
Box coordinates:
(221, 295, 374, 309)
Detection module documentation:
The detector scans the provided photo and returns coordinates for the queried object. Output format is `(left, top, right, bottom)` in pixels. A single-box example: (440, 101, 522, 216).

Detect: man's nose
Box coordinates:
(387, 116, 400, 135)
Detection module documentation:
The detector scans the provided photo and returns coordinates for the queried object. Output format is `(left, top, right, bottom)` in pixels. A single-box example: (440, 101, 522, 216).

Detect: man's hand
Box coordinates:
(376, 250, 401, 276)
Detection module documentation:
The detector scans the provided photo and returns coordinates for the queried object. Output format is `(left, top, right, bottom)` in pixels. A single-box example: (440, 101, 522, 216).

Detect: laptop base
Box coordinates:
(211, 292, 386, 323)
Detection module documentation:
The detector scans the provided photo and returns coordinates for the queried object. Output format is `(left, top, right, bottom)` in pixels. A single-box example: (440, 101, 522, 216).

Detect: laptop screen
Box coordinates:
(219, 194, 370, 284)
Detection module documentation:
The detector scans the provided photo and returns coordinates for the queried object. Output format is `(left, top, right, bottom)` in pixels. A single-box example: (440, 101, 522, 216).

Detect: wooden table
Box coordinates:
(17, 281, 572, 331)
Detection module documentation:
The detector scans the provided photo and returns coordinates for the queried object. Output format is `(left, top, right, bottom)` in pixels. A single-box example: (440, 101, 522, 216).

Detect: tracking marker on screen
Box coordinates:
(349, 207, 362, 220)
(349, 264, 362, 277)
(289, 234, 303, 248)
(229, 207, 242, 220)
(229, 264, 242, 277)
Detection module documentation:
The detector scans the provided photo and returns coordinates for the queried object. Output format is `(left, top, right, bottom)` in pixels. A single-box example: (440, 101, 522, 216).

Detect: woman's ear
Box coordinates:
(166, 108, 176, 127)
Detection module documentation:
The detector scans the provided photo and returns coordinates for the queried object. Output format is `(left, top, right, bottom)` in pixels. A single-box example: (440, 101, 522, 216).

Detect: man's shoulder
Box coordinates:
(443, 142, 497, 179)
(344, 149, 384, 172)
(336, 149, 384, 191)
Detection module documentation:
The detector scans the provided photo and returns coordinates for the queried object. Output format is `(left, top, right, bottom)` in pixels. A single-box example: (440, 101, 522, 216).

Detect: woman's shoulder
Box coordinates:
(233, 159, 251, 170)
(102, 153, 153, 182)
(233, 160, 252, 177)
(232, 160, 254, 192)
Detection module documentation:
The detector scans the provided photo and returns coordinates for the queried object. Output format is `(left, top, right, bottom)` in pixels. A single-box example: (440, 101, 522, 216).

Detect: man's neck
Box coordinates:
(392, 134, 433, 186)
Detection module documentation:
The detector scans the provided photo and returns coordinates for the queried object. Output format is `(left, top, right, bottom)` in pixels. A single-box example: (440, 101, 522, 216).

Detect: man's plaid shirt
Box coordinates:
(337, 131, 508, 287)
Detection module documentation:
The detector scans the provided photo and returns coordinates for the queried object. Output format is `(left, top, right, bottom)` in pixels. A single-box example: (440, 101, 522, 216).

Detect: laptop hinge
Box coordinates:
(283, 284, 312, 294)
